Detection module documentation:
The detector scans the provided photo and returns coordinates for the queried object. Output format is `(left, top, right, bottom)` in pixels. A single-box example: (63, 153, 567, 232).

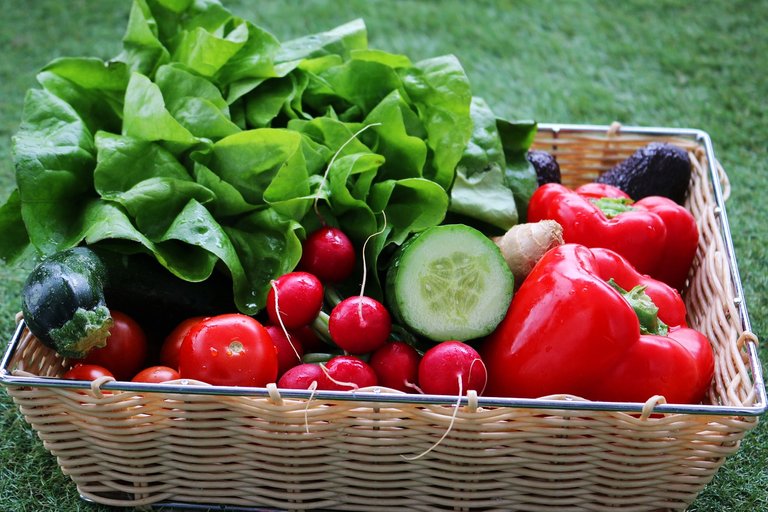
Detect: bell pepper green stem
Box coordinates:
(608, 278, 669, 336)
(591, 197, 635, 218)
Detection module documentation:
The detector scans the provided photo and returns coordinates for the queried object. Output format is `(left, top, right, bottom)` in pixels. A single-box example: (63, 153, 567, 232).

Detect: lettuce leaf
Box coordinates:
(0, 0, 535, 314)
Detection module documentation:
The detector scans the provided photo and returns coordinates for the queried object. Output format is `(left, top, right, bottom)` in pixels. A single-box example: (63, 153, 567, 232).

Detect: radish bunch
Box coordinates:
(264, 225, 488, 396)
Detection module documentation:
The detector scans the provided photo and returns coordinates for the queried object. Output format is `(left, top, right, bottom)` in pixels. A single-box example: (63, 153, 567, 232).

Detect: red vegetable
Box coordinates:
(63, 364, 114, 381)
(160, 316, 206, 370)
(481, 244, 714, 404)
(276, 356, 377, 391)
(278, 363, 328, 390)
(322, 355, 377, 391)
(328, 295, 391, 354)
(527, 182, 698, 290)
(266, 272, 324, 329)
(369, 341, 421, 392)
(179, 314, 278, 387)
(74, 310, 148, 381)
(264, 324, 305, 377)
(419, 341, 487, 396)
(132, 365, 181, 383)
(299, 226, 356, 282)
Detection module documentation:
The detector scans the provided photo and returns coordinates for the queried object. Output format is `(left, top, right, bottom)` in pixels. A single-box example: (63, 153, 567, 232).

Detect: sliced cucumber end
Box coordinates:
(387, 224, 514, 342)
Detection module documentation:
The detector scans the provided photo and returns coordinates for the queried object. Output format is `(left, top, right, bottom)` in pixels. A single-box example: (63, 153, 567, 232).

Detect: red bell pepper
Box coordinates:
(481, 244, 714, 404)
(527, 182, 699, 290)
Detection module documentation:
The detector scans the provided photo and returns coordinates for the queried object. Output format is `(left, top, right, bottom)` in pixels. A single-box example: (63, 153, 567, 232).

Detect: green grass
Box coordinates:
(1, 0, 766, 510)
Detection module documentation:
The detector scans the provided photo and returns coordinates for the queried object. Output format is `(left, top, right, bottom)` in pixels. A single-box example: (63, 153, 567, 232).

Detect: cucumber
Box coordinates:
(386, 224, 514, 342)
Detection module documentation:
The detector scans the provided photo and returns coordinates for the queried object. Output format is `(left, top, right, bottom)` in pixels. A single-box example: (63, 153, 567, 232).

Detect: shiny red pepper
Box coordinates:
(481, 244, 714, 404)
(527, 182, 699, 290)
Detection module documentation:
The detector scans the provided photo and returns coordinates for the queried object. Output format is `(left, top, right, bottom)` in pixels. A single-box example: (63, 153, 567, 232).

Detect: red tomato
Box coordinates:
(63, 364, 114, 381)
(160, 316, 206, 370)
(132, 365, 181, 383)
(179, 314, 278, 387)
(75, 310, 148, 381)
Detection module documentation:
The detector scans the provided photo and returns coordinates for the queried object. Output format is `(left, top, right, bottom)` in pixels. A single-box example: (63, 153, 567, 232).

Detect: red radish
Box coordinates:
(418, 341, 487, 396)
(265, 325, 305, 377)
(291, 324, 326, 353)
(266, 271, 324, 329)
(278, 363, 329, 389)
(369, 341, 421, 392)
(322, 355, 377, 390)
(299, 226, 356, 282)
(328, 295, 391, 354)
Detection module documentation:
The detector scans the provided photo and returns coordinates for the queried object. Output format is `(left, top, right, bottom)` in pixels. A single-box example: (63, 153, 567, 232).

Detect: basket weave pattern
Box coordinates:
(4, 126, 761, 511)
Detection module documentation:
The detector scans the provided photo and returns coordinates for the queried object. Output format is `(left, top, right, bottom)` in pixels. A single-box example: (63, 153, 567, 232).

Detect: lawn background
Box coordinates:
(0, 0, 766, 510)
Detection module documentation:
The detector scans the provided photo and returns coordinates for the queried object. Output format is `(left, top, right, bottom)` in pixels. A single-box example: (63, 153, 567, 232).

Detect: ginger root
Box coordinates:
(493, 220, 564, 288)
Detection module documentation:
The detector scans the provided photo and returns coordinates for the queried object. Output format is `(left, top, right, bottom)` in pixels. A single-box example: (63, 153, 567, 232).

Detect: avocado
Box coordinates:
(527, 150, 561, 186)
(596, 143, 691, 204)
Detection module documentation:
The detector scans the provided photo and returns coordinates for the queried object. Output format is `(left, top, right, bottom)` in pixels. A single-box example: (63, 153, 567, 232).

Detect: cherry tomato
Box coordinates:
(160, 316, 206, 370)
(266, 272, 324, 329)
(63, 364, 114, 381)
(328, 295, 391, 354)
(265, 325, 305, 377)
(179, 313, 278, 387)
(299, 227, 356, 282)
(132, 365, 181, 383)
(75, 310, 148, 381)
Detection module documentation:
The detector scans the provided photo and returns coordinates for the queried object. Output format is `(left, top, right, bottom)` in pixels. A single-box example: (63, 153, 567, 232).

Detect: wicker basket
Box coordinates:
(1, 124, 764, 512)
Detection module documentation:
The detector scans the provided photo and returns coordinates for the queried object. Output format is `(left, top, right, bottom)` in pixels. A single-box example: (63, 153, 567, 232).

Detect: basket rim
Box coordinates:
(2, 318, 765, 418)
(2, 123, 765, 419)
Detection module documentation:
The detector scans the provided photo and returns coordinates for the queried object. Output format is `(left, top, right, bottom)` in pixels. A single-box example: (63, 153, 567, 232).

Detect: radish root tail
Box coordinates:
(402, 374, 463, 461)
(313, 122, 383, 220)
(270, 280, 302, 361)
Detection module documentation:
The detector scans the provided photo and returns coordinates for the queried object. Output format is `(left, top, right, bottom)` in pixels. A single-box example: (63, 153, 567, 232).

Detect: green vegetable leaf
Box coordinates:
(206, 128, 304, 206)
(363, 90, 427, 181)
(327, 152, 385, 242)
(155, 64, 240, 138)
(400, 55, 473, 189)
(172, 20, 249, 78)
(94, 131, 191, 195)
(0, 190, 31, 263)
(117, 0, 170, 75)
(369, 177, 449, 246)
(123, 72, 200, 153)
(36, 58, 128, 134)
(11, 89, 96, 254)
(496, 118, 538, 222)
(449, 97, 519, 231)
(225, 208, 305, 312)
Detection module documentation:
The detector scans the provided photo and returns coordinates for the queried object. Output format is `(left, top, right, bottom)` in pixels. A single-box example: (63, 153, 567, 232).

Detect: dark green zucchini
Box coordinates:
(21, 247, 113, 358)
(21, 247, 237, 358)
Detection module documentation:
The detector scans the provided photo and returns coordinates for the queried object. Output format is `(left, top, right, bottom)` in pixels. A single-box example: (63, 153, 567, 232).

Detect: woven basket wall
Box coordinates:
(3, 124, 762, 512)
